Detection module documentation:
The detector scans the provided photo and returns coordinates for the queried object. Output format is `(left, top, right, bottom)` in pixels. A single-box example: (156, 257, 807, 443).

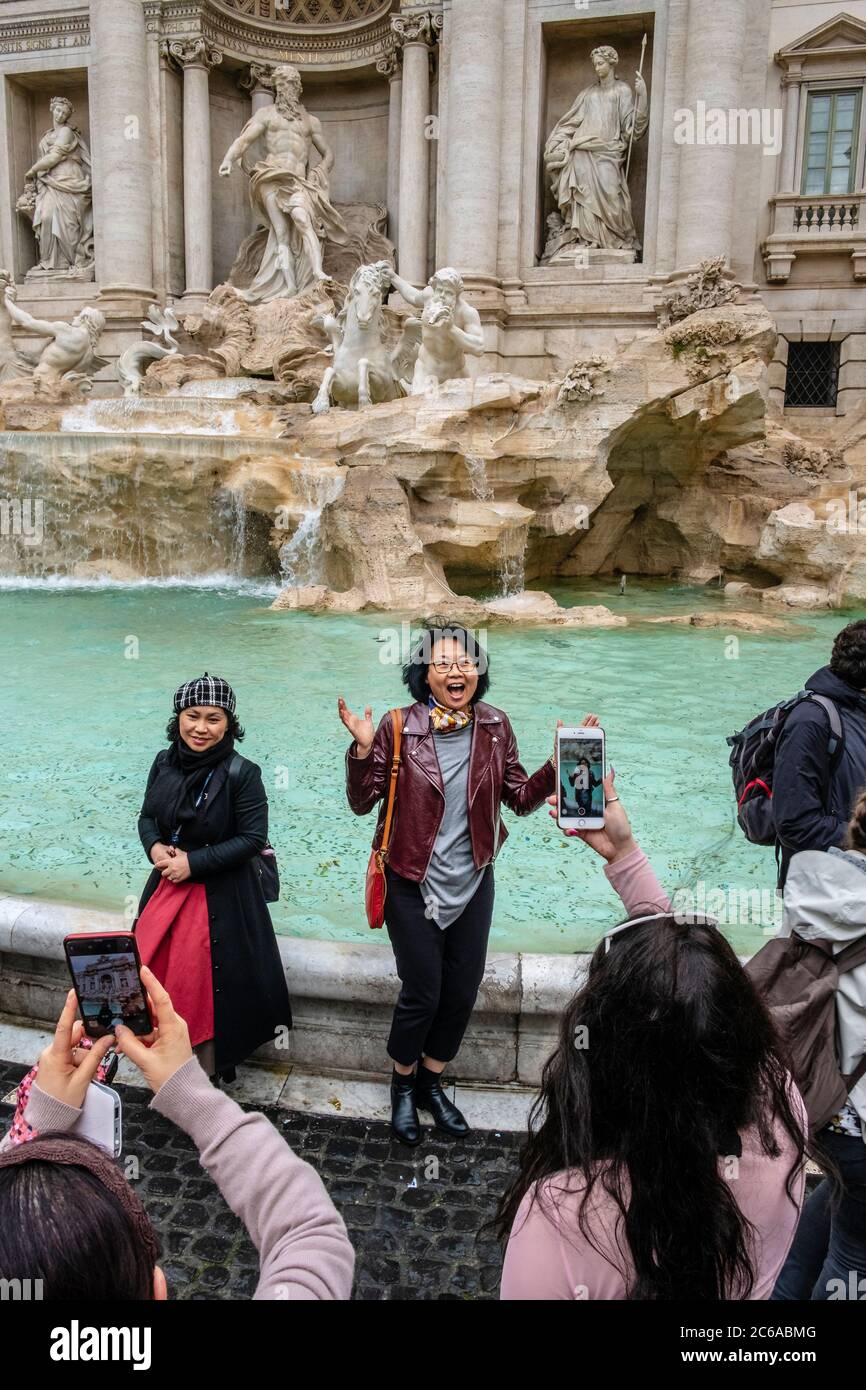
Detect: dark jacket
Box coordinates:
(774, 666, 866, 888)
(345, 700, 556, 882)
(137, 750, 292, 1071)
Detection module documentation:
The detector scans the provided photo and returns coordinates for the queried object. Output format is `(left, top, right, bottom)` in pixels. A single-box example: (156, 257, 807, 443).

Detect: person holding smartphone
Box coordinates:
(0, 973, 354, 1301)
(135, 673, 291, 1084)
(496, 770, 808, 1300)
(339, 622, 576, 1146)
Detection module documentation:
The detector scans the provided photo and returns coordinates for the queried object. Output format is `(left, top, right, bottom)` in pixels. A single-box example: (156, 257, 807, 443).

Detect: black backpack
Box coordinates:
(727, 692, 844, 845)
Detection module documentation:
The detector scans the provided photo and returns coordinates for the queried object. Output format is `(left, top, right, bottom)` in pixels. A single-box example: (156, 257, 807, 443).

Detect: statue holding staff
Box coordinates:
(543, 44, 649, 258)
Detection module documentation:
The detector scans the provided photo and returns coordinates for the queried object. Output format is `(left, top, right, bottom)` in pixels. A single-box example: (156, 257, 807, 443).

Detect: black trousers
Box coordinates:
(384, 865, 494, 1067)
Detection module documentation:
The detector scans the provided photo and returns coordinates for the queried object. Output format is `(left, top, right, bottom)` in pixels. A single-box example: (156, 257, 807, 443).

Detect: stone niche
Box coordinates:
(4, 71, 91, 283)
(206, 63, 390, 291)
(539, 15, 654, 266)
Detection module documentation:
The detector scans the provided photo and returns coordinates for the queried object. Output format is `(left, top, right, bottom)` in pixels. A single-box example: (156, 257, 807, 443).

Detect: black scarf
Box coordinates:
(144, 735, 235, 839)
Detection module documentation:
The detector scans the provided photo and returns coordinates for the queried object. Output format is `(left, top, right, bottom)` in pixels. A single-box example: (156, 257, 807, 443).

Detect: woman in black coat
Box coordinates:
(135, 673, 292, 1082)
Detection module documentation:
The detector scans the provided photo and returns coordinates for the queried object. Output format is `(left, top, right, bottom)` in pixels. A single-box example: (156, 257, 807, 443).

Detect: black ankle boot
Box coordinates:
(390, 1069, 421, 1146)
(415, 1067, 470, 1137)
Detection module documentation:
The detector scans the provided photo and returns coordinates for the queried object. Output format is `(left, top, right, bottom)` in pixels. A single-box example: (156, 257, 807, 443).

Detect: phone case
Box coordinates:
(73, 1081, 122, 1158)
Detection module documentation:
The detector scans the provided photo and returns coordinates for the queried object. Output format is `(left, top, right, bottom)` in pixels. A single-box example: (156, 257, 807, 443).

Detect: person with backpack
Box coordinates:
(730, 620, 866, 889)
(135, 674, 291, 1083)
(764, 788, 866, 1300)
(497, 769, 808, 1300)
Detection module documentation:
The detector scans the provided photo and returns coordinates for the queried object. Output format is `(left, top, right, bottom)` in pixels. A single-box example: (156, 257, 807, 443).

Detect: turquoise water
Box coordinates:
(0, 577, 858, 954)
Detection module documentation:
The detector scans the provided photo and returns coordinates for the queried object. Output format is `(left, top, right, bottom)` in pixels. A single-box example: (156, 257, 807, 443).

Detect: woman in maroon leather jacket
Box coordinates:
(339, 623, 557, 1145)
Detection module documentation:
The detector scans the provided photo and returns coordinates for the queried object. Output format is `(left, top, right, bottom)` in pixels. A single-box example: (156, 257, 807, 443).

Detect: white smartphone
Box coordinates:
(72, 1081, 122, 1158)
(556, 727, 606, 831)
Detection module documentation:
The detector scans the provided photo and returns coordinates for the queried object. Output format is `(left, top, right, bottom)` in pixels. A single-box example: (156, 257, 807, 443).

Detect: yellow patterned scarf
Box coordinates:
(428, 698, 474, 733)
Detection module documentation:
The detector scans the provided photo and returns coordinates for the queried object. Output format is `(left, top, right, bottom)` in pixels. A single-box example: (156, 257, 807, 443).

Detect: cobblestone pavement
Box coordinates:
(0, 1061, 521, 1301)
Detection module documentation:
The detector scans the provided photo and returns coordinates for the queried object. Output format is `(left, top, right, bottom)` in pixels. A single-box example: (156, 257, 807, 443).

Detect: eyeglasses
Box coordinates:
(431, 658, 479, 674)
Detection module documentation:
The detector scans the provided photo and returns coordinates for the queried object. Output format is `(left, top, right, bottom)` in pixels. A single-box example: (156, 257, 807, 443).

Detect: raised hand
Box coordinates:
(114, 966, 193, 1095)
(35, 989, 116, 1110)
(338, 697, 374, 757)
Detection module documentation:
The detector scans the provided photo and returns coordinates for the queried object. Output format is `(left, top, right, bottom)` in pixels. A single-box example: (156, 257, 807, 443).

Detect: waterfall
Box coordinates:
(60, 398, 241, 436)
(0, 431, 277, 581)
(497, 526, 528, 598)
(465, 454, 493, 501)
(279, 470, 345, 587)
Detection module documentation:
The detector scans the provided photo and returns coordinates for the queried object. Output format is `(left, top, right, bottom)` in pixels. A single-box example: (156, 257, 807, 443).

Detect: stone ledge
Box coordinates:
(0, 895, 590, 1087)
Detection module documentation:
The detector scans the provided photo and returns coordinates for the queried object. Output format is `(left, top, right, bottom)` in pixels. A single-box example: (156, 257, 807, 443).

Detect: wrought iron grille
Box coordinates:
(220, 0, 388, 22)
(784, 341, 840, 408)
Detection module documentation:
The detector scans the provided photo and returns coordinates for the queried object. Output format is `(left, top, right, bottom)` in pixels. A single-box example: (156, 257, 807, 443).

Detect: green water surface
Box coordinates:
(0, 578, 859, 954)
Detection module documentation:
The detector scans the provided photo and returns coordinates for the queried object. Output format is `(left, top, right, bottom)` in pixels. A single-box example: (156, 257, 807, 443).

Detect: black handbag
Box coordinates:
(228, 753, 280, 903)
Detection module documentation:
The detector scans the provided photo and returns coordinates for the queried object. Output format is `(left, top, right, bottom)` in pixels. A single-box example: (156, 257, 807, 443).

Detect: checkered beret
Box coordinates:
(174, 672, 236, 716)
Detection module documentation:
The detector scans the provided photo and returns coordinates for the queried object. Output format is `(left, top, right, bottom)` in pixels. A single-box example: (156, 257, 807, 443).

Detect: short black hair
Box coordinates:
(830, 620, 866, 689)
(165, 711, 245, 743)
(402, 623, 491, 705)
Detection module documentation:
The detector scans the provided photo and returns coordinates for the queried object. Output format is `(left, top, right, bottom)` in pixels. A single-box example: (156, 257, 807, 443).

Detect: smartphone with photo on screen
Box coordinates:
(556, 726, 606, 831)
(63, 932, 154, 1040)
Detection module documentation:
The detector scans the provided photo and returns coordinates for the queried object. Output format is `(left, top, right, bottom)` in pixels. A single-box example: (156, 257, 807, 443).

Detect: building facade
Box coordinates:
(0, 0, 863, 409)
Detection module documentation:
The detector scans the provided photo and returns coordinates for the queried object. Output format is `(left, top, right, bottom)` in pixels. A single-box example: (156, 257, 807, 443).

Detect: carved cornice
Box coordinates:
(0, 9, 89, 56)
(163, 36, 224, 69)
(142, 0, 413, 69)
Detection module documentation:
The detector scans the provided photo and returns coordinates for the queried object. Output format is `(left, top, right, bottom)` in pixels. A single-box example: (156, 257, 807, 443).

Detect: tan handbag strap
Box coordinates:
(379, 708, 403, 857)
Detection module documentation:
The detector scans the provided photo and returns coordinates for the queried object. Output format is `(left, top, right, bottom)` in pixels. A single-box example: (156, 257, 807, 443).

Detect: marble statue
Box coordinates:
(543, 45, 648, 259)
(3, 291, 106, 394)
(218, 63, 348, 304)
(0, 272, 32, 382)
(388, 267, 485, 394)
(117, 305, 181, 396)
(16, 96, 94, 281)
(311, 260, 420, 413)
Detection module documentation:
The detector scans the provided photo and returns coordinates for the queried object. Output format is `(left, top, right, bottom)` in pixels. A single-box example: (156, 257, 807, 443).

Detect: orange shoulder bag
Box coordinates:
(365, 708, 403, 929)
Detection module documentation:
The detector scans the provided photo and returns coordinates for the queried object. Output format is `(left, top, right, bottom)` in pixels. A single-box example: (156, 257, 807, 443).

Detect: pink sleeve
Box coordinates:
(604, 846, 671, 918)
(500, 1190, 579, 1300)
(151, 1057, 355, 1300)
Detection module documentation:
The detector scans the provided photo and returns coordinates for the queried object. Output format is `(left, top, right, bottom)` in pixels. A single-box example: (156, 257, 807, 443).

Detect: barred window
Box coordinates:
(784, 341, 840, 409)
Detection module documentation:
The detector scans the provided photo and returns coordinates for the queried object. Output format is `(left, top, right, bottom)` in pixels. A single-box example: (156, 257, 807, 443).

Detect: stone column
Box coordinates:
(88, 0, 155, 305)
(377, 51, 403, 247)
(777, 75, 802, 195)
(392, 12, 439, 285)
(443, 0, 504, 299)
(675, 0, 749, 270)
(167, 39, 222, 303)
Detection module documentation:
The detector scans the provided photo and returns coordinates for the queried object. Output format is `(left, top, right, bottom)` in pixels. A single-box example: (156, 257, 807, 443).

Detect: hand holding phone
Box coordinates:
(556, 725, 606, 831)
(33, 989, 116, 1112)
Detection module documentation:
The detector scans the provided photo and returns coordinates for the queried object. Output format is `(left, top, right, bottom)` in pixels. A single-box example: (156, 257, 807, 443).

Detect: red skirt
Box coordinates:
(135, 879, 214, 1048)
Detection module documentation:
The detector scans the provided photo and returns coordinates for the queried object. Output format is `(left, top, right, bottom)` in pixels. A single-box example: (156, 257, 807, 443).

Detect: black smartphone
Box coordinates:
(63, 932, 154, 1040)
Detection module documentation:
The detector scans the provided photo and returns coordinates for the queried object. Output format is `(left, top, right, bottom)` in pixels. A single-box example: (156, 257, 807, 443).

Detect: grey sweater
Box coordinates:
(421, 724, 486, 929)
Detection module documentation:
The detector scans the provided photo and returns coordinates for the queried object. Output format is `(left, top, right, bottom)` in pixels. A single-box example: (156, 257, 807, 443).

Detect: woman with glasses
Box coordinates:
(497, 773, 808, 1300)
(339, 622, 565, 1145)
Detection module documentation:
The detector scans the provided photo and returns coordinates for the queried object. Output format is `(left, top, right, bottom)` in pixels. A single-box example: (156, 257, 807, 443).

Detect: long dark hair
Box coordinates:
(495, 914, 807, 1300)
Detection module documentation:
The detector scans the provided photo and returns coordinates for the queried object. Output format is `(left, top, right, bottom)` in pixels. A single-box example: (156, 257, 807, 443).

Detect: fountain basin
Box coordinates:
(0, 894, 583, 1085)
